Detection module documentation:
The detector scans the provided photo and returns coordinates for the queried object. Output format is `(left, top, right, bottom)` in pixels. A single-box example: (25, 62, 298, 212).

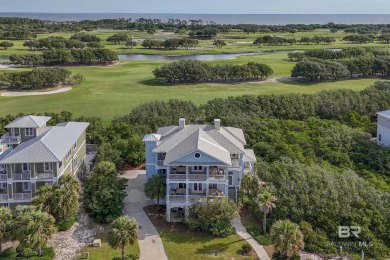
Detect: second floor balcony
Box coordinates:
(1, 133, 21, 145)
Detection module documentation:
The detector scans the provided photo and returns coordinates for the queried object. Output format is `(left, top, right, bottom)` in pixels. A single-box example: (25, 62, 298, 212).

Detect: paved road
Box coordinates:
(121, 170, 168, 260)
(231, 218, 271, 260)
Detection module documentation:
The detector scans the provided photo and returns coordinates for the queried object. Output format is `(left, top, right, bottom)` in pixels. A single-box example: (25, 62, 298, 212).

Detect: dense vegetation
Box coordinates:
(1, 68, 83, 89)
(9, 48, 118, 66)
(153, 60, 273, 83)
(141, 38, 199, 50)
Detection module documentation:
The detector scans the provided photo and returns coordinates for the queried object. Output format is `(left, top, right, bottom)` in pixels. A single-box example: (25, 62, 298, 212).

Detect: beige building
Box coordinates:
(0, 115, 89, 208)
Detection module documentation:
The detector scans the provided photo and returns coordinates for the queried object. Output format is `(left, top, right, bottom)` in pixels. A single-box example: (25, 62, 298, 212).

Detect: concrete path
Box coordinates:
(121, 170, 168, 260)
(1, 87, 72, 97)
(231, 218, 271, 260)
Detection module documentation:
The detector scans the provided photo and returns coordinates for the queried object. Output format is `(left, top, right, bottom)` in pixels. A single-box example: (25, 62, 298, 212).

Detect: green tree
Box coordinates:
(186, 197, 238, 237)
(24, 211, 56, 256)
(0, 41, 14, 49)
(0, 207, 12, 252)
(213, 39, 227, 48)
(144, 174, 166, 211)
(84, 161, 127, 223)
(270, 220, 304, 258)
(108, 216, 138, 260)
(256, 191, 276, 234)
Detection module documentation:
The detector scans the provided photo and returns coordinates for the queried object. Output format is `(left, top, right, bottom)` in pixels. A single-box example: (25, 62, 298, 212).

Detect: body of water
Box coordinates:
(0, 13, 390, 25)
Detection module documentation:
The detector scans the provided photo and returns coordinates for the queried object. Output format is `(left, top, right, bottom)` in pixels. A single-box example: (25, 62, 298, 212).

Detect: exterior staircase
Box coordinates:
(228, 187, 237, 204)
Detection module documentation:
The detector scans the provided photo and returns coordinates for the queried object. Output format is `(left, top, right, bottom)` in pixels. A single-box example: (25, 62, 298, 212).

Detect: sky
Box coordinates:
(0, 0, 389, 14)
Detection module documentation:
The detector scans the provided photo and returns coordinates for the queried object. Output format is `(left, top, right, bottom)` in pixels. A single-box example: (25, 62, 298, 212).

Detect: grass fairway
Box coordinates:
(159, 229, 258, 260)
(0, 56, 379, 122)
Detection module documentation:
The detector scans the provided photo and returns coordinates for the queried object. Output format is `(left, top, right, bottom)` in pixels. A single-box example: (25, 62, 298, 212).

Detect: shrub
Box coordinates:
(186, 197, 238, 237)
(240, 243, 252, 255)
(56, 216, 76, 231)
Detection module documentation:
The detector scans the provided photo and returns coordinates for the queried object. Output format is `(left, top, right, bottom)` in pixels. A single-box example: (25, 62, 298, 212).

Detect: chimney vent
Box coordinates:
(179, 118, 185, 129)
(214, 119, 221, 130)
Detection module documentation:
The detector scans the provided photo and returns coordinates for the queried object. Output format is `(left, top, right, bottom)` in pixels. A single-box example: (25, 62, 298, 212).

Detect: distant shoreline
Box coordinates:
(1, 13, 390, 25)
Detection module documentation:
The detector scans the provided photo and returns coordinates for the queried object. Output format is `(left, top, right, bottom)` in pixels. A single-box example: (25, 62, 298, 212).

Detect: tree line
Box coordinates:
(1, 68, 84, 89)
(9, 48, 118, 66)
(141, 38, 199, 50)
(153, 60, 273, 83)
(253, 35, 296, 46)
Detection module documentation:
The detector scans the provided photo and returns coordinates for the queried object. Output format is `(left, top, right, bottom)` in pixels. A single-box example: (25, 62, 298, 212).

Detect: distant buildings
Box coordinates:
(0, 115, 89, 208)
(144, 118, 256, 222)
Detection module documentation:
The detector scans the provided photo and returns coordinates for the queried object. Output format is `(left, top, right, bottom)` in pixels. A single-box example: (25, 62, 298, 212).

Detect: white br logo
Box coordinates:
(338, 226, 361, 238)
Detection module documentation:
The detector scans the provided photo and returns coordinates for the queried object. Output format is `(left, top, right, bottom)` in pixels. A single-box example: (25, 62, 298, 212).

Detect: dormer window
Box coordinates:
(25, 128, 34, 136)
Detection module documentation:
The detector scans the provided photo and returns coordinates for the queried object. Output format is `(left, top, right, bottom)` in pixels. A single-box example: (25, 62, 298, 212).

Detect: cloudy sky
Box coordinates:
(0, 0, 388, 14)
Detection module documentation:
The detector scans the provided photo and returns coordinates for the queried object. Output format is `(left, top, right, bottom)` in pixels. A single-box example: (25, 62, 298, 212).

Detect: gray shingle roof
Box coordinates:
(151, 122, 252, 165)
(5, 115, 51, 128)
(164, 129, 231, 165)
(0, 122, 89, 164)
(244, 149, 257, 162)
(377, 110, 390, 119)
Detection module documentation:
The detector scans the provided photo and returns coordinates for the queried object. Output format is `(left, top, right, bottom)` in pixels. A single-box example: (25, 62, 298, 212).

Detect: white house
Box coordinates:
(377, 109, 390, 146)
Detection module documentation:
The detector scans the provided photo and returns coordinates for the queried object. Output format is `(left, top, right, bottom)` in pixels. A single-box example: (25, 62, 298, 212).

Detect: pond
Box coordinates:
(118, 50, 295, 61)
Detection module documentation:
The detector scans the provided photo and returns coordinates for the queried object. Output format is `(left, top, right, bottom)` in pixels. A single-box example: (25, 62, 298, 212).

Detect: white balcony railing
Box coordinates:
(13, 173, 31, 180)
(168, 195, 186, 203)
(0, 194, 8, 201)
(35, 172, 54, 179)
(0, 174, 7, 181)
(168, 174, 186, 181)
(157, 160, 164, 166)
(188, 195, 205, 203)
(13, 193, 32, 200)
(209, 175, 226, 182)
(188, 174, 207, 181)
(0, 133, 21, 144)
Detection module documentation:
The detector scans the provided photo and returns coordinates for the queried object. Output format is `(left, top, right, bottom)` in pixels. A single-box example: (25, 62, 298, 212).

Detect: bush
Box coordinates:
(186, 197, 238, 237)
(240, 243, 252, 255)
(56, 216, 76, 231)
(0, 247, 55, 260)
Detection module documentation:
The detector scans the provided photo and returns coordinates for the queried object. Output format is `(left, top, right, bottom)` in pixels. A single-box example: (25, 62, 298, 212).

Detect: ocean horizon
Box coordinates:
(0, 13, 390, 25)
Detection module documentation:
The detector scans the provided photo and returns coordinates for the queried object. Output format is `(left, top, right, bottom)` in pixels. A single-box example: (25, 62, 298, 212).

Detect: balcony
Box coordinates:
(13, 193, 32, 200)
(0, 194, 8, 201)
(1, 133, 21, 145)
(168, 174, 186, 181)
(157, 160, 165, 166)
(209, 174, 226, 182)
(35, 172, 54, 180)
(231, 159, 240, 168)
(13, 173, 31, 180)
(188, 194, 206, 203)
(168, 195, 186, 203)
(188, 174, 207, 181)
(0, 174, 7, 181)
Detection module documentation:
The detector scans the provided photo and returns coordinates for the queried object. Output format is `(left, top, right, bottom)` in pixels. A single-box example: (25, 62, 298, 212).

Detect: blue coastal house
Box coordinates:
(143, 118, 256, 222)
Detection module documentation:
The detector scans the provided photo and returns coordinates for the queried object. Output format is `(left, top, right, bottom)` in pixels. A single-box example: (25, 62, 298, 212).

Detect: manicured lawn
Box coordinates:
(0, 57, 379, 122)
(158, 229, 258, 260)
(87, 241, 140, 260)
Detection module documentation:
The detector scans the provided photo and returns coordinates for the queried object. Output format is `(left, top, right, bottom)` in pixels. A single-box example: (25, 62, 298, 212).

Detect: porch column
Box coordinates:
(166, 205, 171, 222)
(185, 166, 188, 179)
(206, 166, 209, 179)
(186, 183, 189, 203)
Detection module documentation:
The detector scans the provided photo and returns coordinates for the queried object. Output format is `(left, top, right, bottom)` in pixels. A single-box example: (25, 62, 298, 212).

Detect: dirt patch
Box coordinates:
(121, 163, 146, 172)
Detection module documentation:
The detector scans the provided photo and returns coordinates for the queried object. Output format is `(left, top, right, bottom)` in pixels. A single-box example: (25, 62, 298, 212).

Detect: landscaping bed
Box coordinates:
(144, 205, 259, 259)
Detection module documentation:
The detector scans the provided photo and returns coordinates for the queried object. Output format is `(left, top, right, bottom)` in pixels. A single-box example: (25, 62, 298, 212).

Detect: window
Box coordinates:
(194, 166, 203, 171)
(23, 182, 31, 192)
(179, 183, 186, 188)
(13, 128, 20, 137)
(231, 154, 238, 158)
(0, 147, 2, 154)
(25, 128, 34, 136)
(22, 163, 31, 172)
(44, 162, 52, 172)
(59, 162, 62, 168)
(379, 134, 382, 141)
(73, 157, 78, 172)
(0, 183, 6, 189)
(194, 152, 201, 159)
(73, 142, 77, 151)
(193, 183, 203, 192)
(209, 184, 217, 189)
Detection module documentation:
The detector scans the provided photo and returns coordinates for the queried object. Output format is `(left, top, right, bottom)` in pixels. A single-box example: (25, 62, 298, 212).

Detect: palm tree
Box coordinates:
(241, 174, 251, 197)
(0, 207, 12, 252)
(256, 191, 276, 234)
(108, 216, 138, 260)
(53, 187, 78, 220)
(33, 184, 54, 213)
(270, 220, 304, 258)
(58, 174, 81, 193)
(25, 211, 56, 256)
(144, 174, 166, 211)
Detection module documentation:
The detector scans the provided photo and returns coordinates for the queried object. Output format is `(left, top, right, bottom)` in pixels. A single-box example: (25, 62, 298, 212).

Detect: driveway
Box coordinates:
(121, 170, 168, 260)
